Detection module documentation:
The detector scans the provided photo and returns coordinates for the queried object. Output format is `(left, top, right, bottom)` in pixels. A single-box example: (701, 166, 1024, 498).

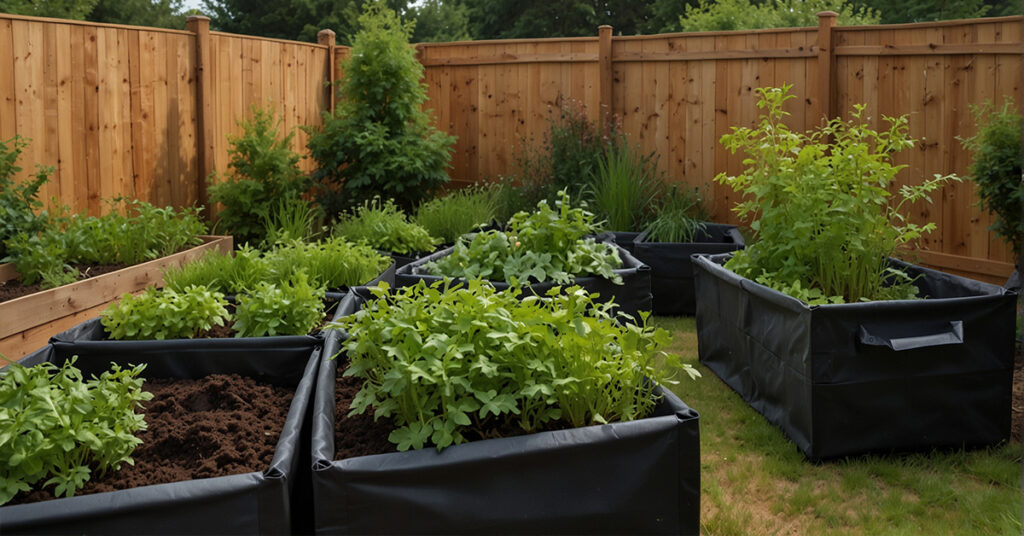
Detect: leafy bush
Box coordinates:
(208, 105, 308, 246)
(334, 198, 439, 255)
(426, 190, 623, 285)
(0, 358, 151, 504)
(334, 280, 699, 452)
(414, 185, 498, 244)
(645, 184, 707, 243)
(959, 98, 1022, 258)
(679, 0, 879, 32)
(101, 286, 230, 340)
(588, 144, 662, 232)
(306, 1, 455, 214)
(716, 85, 957, 304)
(0, 135, 53, 260)
(233, 272, 326, 337)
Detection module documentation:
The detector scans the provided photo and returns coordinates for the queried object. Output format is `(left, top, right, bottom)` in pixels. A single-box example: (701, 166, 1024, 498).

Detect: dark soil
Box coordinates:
(195, 316, 332, 339)
(0, 263, 126, 303)
(10, 373, 294, 505)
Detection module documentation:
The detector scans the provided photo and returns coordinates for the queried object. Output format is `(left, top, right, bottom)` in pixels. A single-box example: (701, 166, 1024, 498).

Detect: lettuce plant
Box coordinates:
(101, 286, 230, 340)
(233, 272, 326, 337)
(333, 280, 699, 452)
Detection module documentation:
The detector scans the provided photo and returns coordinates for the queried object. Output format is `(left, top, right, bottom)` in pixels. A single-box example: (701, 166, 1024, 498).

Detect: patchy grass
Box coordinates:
(653, 316, 1022, 536)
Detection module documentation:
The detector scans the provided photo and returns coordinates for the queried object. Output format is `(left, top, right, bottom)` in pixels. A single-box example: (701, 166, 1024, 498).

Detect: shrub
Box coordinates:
(588, 144, 662, 232)
(333, 198, 439, 255)
(208, 105, 308, 246)
(426, 190, 623, 285)
(333, 280, 699, 452)
(233, 272, 326, 337)
(716, 85, 957, 304)
(0, 358, 151, 505)
(306, 1, 455, 214)
(959, 98, 1022, 259)
(414, 185, 498, 244)
(0, 135, 52, 260)
(101, 286, 230, 340)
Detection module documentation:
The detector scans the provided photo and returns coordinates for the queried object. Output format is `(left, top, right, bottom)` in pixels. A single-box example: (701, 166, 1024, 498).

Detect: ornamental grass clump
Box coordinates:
(333, 197, 439, 255)
(414, 184, 498, 244)
(333, 280, 699, 452)
(425, 190, 623, 285)
(0, 357, 152, 505)
(716, 85, 958, 304)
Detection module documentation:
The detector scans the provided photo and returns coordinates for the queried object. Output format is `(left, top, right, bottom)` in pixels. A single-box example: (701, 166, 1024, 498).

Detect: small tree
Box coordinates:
(959, 98, 1023, 260)
(678, 0, 878, 32)
(307, 0, 455, 216)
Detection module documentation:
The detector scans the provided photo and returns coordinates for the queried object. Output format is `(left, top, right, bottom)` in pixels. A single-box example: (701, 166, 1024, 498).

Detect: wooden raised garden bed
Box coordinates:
(0, 235, 233, 360)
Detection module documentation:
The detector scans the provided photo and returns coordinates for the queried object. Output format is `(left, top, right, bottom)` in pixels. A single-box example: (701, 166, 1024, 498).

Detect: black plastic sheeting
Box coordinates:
(693, 253, 1017, 461)
(1, 340, 322, 535)
(632, 223, 744, 316)
(394, 244, 653, 319)
(310, 290, 701, 535)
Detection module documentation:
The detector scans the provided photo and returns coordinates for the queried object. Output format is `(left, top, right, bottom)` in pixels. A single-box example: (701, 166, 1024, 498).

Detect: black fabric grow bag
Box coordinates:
(1, 339, 321, 535)
(693, 253, 1017, 461)
(394, 244, 653, 319)
(632, 223, 744, 315)
(311, 290, 700, 535)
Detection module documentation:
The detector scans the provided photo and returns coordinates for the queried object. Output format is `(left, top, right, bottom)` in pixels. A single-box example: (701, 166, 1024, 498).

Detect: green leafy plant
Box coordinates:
(334, 197, 439, 255)
(333, 280, 699, 452)
(101, 286, 230, 340)
(426, 190, 623, 285)
(161, 246, 270, 296)
(959, 98, 1022, 259)
(208, 105, 308, 246)
(645, 184, 708, 243)
(233, 272, 326, 337)
(679, 0, 879, 31)
(306, 1, 455, 214)
(0, 135, 53, 260)
(716, 85, 958, 304)
(3, 230, 78, 287)
(259, 195, 322, 247)
(588, 144, 662, 232)
(414, 184, 498, 244)
(0, 357, 152, 505)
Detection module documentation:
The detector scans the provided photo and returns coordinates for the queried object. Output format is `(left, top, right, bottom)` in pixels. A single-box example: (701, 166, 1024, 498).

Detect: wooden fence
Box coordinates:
(0, 12, 1019, 281)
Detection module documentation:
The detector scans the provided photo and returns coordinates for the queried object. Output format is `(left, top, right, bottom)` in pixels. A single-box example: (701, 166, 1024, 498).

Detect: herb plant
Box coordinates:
(233, 272, 326, 337)
(161, 246, 270, 295)
(426, 190, 623, 285)
(0, 135, 53, 260)
(644, 184, 707, 243)
(587, 144, 662, 232)
(716, 85, 957, 304)
(959, 98, 1022, 258)
(333, 198, 439, 255)
(414, 184, 498, 244)
(101, 286, 230, 340)
(0, 357, 152, 504)
(333, 280, 699, 452)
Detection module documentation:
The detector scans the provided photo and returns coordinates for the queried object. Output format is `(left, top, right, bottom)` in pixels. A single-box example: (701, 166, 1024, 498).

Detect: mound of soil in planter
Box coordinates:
(9, 374, 294, 505)
(0, 263, 126, 303)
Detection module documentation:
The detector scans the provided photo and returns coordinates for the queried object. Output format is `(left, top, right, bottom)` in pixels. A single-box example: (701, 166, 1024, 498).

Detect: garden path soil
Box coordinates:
(0, 263, 125, 303)
(9, 373, 294, 505)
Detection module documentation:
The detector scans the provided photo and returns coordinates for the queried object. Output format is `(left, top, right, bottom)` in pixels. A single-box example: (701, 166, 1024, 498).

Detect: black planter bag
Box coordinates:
(693, 253, 1017, 461)
(394, 244, 653, 319)
(632, 223, 744, 316)
(310, 290, 700, 535)
(604, 230, 641, 254)
(1, 339, 322, 535)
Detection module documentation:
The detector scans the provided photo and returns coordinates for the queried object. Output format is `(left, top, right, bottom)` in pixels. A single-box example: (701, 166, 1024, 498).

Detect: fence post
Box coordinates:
(186, 15, 214, 216)
(815, 11, 838, 125)
(317, 29, 337, 113)
(598, 25, 613, 136)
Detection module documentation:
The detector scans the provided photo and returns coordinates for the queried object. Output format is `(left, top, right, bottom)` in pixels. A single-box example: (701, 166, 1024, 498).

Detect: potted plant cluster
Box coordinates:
(692, 86, 1017, 460)
(396, 190, 653, 319)
(311, 281, 701, 534)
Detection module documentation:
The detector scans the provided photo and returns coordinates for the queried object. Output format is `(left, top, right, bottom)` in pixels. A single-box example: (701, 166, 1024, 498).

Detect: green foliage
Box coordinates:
(306, 1, 455, 214)
(233, 272, 326, 337)
(86, 0, 186, 29)
(645, 185, 707, 243)
(0, 358, 151, 505)
(208, 105, 308, 246)
(409, 0, 471, 42)
(3, 231, 77, 288)
(0, 135, 53, 261)
(101, 286, 230, 340)
(427, 190, 623, 285)
(860, 0, 1018, 24)
(0, 0, 99, 19)
(334, 197, 439, 255)
(463, 0, 652, 39)
(333, 280, 698, 451)
(588, 144, 662, 232)
(260, 195, 323, 247)
(959, 99, 1022, 258)
(414, 185, 498, 244)
(162, 246, 271, 295)
(716, 85, 957, 304)
(678, 0, 879, 31)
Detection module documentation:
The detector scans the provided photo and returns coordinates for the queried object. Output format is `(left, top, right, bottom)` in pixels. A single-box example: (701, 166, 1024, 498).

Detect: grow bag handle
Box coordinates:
(857, 321, 963, 351)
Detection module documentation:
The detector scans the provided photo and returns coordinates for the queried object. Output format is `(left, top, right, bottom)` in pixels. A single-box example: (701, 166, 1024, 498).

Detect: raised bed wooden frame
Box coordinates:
(0, 235, 232, 360)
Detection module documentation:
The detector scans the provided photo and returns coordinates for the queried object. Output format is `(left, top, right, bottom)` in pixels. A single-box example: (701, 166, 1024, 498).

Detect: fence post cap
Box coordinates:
(598, 25, 613, 30)
(317, 29, 336, 38)
(817, 11, 839, 18)
(186, 15, 210, 22)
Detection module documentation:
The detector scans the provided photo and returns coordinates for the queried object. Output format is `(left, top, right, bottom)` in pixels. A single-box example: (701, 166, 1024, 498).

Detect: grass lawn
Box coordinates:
(653, 316, 1022, 536)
